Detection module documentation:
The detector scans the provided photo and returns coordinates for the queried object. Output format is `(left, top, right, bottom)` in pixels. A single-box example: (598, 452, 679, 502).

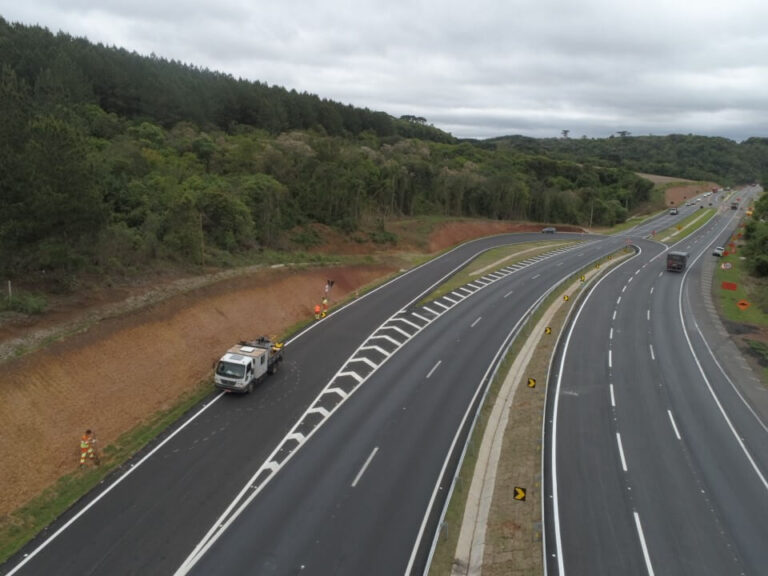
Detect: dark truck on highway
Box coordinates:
(666, 251, 689, 272)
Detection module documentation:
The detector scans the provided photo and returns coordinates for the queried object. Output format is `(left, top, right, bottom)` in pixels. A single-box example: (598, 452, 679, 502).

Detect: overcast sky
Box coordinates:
(2, 1, 768, 140)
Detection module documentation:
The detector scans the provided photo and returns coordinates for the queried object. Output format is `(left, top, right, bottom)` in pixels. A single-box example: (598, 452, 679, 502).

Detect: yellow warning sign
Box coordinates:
(514, 487, 526, 501)
(527, 377, 536, 388)
(545, 327, 552, 335)
(563, 295, 570, 302)
(580, 275, 586, 282)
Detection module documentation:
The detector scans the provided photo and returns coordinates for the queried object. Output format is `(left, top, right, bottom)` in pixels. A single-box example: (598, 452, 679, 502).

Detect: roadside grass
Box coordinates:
(592, 211, 661, 235)
(0, 290, 48, 315)
(713, 239, 768, 382)
(0, 380, 213, 565)
(419, 241, 578, 305)
(657, 208, 716, 243)
(713, 251, 768, 326)
(427, 248, 633, 575)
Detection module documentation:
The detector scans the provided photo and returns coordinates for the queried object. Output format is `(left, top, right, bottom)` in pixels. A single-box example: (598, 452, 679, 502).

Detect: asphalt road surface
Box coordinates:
(546, 188, 768, 575)
(4, 231, 622, 576)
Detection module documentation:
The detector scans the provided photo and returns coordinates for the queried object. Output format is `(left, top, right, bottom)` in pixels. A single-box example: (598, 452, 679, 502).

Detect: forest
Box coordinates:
(1, 17, 766, 291)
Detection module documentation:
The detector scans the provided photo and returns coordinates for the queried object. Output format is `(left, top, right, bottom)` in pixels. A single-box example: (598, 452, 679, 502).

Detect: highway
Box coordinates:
(545, 188, 768, 575)
(3, 231, 620, 576)
(5, 189, 764, 576)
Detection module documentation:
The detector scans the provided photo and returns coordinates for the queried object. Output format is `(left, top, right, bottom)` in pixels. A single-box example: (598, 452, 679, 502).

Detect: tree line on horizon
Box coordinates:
(1, 17, 765, 292)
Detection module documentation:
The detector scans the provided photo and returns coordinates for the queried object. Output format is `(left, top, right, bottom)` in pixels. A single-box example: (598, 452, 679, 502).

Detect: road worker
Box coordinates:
(314, 304, 321, 320)
(79, 429, 100, 468)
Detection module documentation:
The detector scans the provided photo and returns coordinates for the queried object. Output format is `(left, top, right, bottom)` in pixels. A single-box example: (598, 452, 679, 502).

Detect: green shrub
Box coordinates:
(2, 292, 48, 314)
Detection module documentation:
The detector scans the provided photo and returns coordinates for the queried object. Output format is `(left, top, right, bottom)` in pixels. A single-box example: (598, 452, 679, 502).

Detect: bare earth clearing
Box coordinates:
(0, 220, 563, 519)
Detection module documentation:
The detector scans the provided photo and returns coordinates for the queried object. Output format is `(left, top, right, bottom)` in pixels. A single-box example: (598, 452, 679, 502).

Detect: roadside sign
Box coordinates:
(721, 262, 732, 270)
(514, 487, 527, 501)
(722, 281, 738, 291)
(527, 377, 536, 388)
(545, 327, 552, 335)
(563, 295, 570, 302)
(737, 300, 750, 310)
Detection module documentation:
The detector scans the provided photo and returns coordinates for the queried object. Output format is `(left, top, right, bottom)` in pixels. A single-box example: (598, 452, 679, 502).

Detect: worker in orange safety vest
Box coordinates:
(79, 429, 100, 468)
(314, 304, 321, 320)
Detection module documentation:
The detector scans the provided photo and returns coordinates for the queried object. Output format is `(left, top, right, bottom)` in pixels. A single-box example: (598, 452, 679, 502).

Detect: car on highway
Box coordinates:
(712, 246, 725, 257)
(669, 207, 678, 215)
(541, 227, 556, 233)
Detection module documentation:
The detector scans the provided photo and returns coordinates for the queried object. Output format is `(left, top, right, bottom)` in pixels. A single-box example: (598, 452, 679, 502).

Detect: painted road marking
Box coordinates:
(616, 433, 628, 472)
(634, 512, 656, 576)
(426, 360, 441, 379)
(610, 384, 616, 407)
(667, 410, 681, 440)
(351, 447, 379, 487)
(504, 290, 514, 298)
(649, 345, 655, 360)
(608, 350, 613, 369)
(471, 317, 482, 328)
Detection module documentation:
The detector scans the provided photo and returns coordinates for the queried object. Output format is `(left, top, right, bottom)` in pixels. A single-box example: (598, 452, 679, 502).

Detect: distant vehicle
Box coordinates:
(666, 251, 689, 272)
(214, 336, 284, 394)
(712, 246, 725, 257)
(669, 207, 679, 215)
(731, 201, 739, 210)
(541, 227, 557, 233)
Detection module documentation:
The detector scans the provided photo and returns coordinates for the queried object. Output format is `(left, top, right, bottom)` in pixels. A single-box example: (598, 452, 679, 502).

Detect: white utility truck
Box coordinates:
(214, 337, 283, 394)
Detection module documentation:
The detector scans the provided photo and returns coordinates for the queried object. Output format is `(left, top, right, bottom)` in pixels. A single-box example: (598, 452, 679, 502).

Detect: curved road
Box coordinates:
(546, 188, 768, 575)
(4, 231, 620, 576)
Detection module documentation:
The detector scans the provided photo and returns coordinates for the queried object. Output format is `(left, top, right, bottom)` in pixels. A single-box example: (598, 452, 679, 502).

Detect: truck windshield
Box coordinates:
(216, 361, 245, 379)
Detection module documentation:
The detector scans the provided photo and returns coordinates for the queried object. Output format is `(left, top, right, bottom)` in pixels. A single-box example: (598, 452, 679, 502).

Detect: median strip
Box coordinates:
(428, 248, 632, 575)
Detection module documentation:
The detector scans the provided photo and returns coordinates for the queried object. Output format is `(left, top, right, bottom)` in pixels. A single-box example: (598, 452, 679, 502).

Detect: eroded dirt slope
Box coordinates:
(0, 220, 553, 518)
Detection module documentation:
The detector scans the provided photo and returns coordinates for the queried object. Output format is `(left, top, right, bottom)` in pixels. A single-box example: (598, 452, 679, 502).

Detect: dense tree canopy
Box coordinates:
(0, 18, 764, 288)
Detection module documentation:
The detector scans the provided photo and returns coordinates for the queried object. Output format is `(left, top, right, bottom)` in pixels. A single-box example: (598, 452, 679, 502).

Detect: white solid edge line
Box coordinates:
(678, 222, 768, 492)
(351, 447, 379, 488)
(550, 244, 641, 576)
(633, 512, 656, 576)
(5, 391, 226, 576)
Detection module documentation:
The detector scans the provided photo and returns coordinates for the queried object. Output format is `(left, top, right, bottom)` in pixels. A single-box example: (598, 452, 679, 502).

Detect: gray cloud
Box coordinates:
(2, 0, 767, 140)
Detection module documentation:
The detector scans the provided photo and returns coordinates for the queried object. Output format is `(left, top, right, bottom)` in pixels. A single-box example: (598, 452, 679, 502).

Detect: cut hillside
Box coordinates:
(0, 219, 570, 521)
